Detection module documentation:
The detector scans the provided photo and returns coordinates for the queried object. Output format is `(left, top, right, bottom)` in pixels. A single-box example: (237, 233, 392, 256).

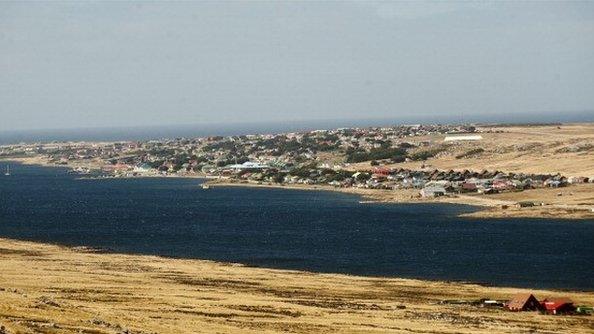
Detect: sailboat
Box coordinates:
(4, 165, 10, 176)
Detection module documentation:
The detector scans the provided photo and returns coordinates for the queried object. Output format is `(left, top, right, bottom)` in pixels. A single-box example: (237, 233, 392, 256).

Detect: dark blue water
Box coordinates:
(0, 163, 593, 290)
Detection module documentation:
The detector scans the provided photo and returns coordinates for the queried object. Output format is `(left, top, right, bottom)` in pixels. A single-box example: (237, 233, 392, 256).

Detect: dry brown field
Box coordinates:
(343, 123, 594, 219)
(1, 238, 593, 334)
(349, 123, 594, 177)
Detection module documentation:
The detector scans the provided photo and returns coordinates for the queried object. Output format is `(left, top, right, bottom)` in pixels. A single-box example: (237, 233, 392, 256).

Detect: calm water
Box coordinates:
(0, 163, 593, 290)
(2, 110, 593, 144)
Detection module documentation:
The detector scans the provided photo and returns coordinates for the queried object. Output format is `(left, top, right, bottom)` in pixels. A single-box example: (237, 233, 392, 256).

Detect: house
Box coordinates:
(420, 185, 446, 198)
(461, 181, 478, 192)
(372, 167, 392, 176)
(568, 176, 589, 184)
(506, 293, 543, 311)
(541, 298, 575, 314)
(493, 179, 514, 191)
(133, 163, 153, 173)
(511, 180, 526, 190)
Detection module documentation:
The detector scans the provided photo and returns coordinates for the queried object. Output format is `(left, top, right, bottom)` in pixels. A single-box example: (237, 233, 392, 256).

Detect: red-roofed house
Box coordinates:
(372, 167, 391, 176)
(506, 293, 543, 312)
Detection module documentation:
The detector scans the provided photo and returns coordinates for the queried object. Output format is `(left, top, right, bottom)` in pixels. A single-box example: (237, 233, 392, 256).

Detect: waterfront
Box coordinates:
(0, 162, 593, 290)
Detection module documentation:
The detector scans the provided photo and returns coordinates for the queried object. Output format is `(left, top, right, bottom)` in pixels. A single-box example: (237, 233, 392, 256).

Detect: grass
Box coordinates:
(1, 238, 593, 334)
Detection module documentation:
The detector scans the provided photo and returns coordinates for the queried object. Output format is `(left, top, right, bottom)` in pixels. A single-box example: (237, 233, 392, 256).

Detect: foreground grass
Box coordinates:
(0, 238, 592, 333)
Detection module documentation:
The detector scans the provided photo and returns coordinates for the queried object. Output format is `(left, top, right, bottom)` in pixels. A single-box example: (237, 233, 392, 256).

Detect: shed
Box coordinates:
(541, 298, 575, 314)
(506, 293, 542, 311)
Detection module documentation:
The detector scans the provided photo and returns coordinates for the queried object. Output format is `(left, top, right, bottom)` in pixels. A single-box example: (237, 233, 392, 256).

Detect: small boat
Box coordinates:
(202, 184, 211, 190)
(4, 165, 10, 176)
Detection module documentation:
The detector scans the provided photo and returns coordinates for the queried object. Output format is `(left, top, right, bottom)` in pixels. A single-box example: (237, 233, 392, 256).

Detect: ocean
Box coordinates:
(1, 111, 593, 145)
(0, 162, 593, 290)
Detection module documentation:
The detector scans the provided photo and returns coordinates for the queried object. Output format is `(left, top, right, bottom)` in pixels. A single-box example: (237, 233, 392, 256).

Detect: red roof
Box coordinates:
(373, 167, 391, 175)
(506, 293, 541, 311)
(542, 298, 573, 311)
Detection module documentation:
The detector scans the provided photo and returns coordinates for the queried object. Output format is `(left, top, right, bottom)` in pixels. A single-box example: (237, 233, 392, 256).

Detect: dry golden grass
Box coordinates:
(485, 183, 594, 205)
(350, 123, 594, 177)
(1, 238, 593, 334)
(457, 183, 594, 219)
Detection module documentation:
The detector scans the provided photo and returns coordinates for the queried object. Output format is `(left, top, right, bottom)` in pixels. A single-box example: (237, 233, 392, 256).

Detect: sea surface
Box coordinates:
(0, 162, 593, 290)
(2, 110, 593, 144)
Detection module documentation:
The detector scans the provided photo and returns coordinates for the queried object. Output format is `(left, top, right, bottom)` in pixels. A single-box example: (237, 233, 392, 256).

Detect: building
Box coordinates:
(461, 182, 478, 192)
(133, 163, 152, 173)
(444, 135, 483, 142)
(225, 161, 270, 170)
(493, 179, 514, 191)
(506, 294, 543, 311)
(541, 298, 575, 315)
(420, 185, 446, 198)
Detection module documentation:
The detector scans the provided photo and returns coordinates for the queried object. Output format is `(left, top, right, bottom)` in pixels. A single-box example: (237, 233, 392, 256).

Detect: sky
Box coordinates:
(1, 1, 593, 132)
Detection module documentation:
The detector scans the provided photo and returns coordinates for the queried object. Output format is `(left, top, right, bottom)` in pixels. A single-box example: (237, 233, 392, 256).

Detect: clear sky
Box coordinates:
(1, 1, 593, 131)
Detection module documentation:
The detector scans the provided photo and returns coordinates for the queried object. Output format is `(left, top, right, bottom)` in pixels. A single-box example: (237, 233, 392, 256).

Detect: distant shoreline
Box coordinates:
(4, 156, 594, 220)
(2, 117, 592, 145)
(205, 180, 594, 220)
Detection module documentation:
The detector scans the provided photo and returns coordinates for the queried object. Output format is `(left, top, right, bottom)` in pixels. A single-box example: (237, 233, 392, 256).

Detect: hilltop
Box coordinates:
(351, 123, 593, 176)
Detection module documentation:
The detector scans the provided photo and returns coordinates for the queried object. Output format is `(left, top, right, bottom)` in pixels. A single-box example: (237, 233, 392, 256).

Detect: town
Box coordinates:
(1, 124, 591, 204)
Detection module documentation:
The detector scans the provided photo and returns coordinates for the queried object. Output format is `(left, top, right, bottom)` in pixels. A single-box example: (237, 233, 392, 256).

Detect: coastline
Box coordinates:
(1, 237, 593, 333)
(205, 180, 594, 220)
(4, 156, 594, 220)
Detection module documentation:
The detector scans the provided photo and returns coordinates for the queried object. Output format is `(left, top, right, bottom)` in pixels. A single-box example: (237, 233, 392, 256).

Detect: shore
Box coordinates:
(1, 238, 593, 334)
(206, 180, 594, 220)
(5, 156, 594, 219)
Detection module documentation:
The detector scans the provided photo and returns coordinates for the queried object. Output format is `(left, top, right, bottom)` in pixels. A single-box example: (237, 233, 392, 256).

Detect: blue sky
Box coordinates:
(1, 1, 593, 131)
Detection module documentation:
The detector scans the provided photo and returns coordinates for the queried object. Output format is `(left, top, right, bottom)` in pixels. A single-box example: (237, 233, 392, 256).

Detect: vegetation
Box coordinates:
(355, 172, 371, 182)
(326, 170, 354, 182)
(409, 147, 447, 161)
(455, 148, 485, 159)
(288, 163, 318, 178)
(346, 147, 407, 163)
